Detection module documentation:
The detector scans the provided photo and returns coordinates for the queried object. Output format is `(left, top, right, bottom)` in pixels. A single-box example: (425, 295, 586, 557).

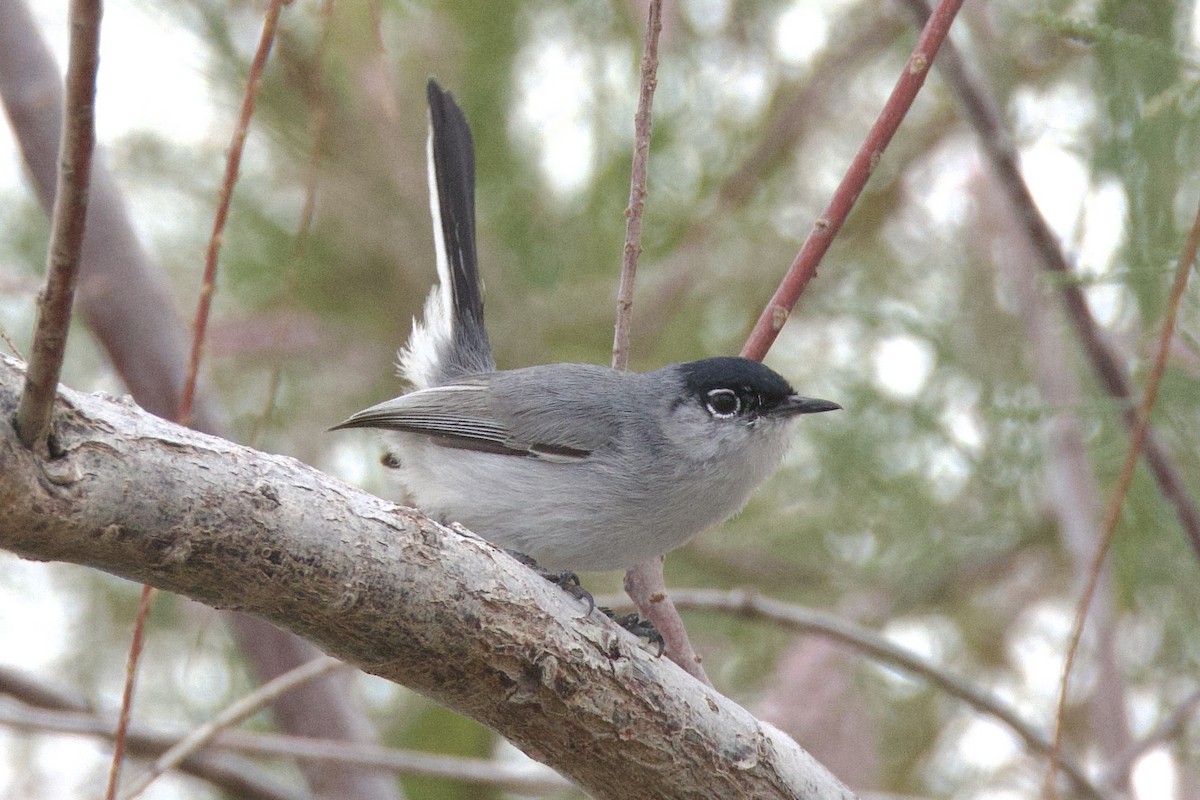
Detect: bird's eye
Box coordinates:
(705, 388, 741, 419)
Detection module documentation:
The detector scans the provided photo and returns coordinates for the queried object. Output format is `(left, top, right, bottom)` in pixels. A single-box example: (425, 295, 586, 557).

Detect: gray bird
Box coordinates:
(333, 80, 840, 573)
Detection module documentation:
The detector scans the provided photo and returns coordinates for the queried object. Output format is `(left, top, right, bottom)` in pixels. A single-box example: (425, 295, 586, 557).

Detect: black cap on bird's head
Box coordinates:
(676, 357, 841, 421)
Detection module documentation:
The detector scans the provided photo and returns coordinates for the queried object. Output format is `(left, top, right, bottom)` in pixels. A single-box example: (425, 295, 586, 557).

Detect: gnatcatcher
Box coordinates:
(333, 80, 840, 573)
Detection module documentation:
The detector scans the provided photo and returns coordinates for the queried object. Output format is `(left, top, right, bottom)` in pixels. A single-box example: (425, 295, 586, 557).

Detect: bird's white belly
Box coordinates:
(385, 432, 781, 572)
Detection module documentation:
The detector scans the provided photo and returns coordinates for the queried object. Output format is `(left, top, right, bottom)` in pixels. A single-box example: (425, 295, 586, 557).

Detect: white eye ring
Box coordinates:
(705, 388, 741, 419)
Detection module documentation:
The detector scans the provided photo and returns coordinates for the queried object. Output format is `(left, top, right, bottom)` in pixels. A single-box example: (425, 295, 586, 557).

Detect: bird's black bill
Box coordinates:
(777, 395, 842, 416)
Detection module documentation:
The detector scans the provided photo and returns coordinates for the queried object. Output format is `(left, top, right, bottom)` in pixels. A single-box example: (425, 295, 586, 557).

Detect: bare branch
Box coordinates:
(628, 589, 1112, 800)
(122, 657, 346, 799)
(609, 0, 712, 686)
(0, 0, 218, 432)
(111, 3, 288, 792)
(180, 0, 286, 427)
(105, 582, 155, 800)
(611, 0, 661, 371)
(251, 0, 336, 449)
(13, 0, 101, 452)
(741, 0, 966, 361)
(0, 668, 305, 800)
(979, 173, 1131, 769)
(1047, 184, 1200, 800)
(0, 701, 573, 796)
(0, 355, 853, 800)
(637, 4, 905, 347)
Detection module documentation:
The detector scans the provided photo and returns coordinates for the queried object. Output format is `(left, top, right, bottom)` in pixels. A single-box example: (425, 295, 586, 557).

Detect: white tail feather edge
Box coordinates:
(397, 119, 455, 390)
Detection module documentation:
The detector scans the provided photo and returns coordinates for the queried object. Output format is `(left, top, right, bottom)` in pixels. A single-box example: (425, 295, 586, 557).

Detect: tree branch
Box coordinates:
(0, 702, 573, 796)
(0, 667, 305, 800)
(122, 656, 346, 799)
(619, 589, 1111, 800)
(180, 0, 284, 427)
(611, 0, 661, 371)
(0, 355, 853, 800)
(13, 0, 101, 452)
(741, 0, 965, 361)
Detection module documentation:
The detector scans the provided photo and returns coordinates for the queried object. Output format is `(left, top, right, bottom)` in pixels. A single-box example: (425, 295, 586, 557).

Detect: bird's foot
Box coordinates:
(503, 550, 661, 655)
(504, 550, 595, 614)
(598, 608, 664, 657)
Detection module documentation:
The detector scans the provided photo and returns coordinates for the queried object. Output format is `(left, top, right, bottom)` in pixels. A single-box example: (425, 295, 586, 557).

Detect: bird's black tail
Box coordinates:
(417, 80, 494, 383)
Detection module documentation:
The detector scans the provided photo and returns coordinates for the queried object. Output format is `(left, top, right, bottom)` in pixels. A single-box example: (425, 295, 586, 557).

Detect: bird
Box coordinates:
(332, 80, 840, 574)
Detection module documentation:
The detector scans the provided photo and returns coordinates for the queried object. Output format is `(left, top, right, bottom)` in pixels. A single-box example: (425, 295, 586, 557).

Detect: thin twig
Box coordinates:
(0, 702, 573, 796)
(741, 0, 966, 361)
(1104, 686, 1200, 790)
(611, 0, 711, 685)
(19, 2, 112, 795)
(0, 0, 220, 431)
(1, 710, 305, 800)
(120, 656, 346, 800)
(898, 0, 1200, 555)
(604, 588, 1111, 800)
(611, 0, 661, 370)
(104, 584, 155, 800)
(250, 0, 334, 449)
(367, 0, 400, 124)
(179, 0, 286, 427)
(13, 0, 101, 452)
(1044, 192, 1200, 800)
(984, 171, 1132, 767)
(0, 323, 25, 361)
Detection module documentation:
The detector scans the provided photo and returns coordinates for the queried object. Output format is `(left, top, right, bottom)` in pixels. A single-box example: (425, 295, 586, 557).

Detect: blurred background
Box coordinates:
(1, 1, 1198, 798)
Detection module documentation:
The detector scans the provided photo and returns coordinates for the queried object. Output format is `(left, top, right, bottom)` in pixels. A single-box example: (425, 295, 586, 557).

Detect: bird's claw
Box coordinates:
(599, 607, 664, 657)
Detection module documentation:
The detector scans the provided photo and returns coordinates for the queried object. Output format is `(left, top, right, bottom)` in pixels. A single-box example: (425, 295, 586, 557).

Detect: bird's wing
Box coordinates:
(330, 381, 593, 461)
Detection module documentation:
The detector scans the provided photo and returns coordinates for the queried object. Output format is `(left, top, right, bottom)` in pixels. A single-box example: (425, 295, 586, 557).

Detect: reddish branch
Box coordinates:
(13, 0, 101, 451)
(104, 584, 155, 800)
(1047, 191, 1200, 800)
(609, 0, 715, 685)
(611, 0, 662, 371)
(179, 0, 286, 427)
(251, 0, 336, 447)
(741, 0, 966, 361)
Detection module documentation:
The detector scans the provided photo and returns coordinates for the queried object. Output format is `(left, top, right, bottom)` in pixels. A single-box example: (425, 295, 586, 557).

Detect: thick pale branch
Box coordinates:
(0, 355, 852, 800)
